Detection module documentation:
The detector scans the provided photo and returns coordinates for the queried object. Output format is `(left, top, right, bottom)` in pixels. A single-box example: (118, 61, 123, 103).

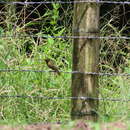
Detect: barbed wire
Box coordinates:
(0, 95, 130, 102)
(0, 69, 130, 76)
(0, 0, 129, 122)
(1, 1, 130, 5)
(1, 35, 130, 40)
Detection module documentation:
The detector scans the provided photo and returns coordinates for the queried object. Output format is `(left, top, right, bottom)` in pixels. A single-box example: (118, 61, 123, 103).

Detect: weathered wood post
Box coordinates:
(71, 0, 100, 121)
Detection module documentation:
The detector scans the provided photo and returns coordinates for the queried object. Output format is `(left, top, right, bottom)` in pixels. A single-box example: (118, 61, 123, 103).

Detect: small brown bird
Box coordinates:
(45, 58, 60, 75)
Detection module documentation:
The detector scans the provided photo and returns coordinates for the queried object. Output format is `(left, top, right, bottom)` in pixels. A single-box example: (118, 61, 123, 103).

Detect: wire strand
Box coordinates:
(0, 95, 130, 102)
(0, 69, 130, 76)
(1, 1, 130, 5)
(1, 35, 130, 39)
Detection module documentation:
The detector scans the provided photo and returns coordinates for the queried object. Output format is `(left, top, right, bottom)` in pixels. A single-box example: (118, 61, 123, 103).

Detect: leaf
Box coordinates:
(0, 60, 7, 69)
(0, 27, 4, 36)
(47, 38, 54, 45)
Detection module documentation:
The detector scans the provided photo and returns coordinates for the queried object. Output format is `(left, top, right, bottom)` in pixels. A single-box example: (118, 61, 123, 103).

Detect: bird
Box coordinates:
(45, 58, 60, 75)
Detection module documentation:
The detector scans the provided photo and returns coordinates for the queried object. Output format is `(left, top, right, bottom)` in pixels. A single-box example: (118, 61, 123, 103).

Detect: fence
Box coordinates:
(0, 0, 130, 122)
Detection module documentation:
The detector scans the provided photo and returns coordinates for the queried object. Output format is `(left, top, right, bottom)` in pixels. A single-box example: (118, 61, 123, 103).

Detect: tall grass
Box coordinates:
(0, 2, 129, 124)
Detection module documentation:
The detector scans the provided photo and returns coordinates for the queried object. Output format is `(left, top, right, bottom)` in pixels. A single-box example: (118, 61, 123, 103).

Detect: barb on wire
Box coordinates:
(0, 69, 130, 76)
(1, 35, 130, 40)
(0, 95, 130, 102)
(0, 1, 130, 5)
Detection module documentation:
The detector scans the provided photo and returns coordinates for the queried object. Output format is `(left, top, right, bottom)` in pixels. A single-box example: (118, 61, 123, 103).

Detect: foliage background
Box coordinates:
(0, 0, 129, 124)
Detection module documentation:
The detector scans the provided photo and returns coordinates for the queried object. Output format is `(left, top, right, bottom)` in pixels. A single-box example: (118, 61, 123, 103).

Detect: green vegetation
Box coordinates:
(0, 2, 129, 126)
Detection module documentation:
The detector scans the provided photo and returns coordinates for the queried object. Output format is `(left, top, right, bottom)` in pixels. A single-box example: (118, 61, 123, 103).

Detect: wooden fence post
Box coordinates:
(71, 0, 100, 121)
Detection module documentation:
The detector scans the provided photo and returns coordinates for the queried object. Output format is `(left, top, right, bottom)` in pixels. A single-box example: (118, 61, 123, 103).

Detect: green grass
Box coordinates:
(0, 1, 129, 126)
